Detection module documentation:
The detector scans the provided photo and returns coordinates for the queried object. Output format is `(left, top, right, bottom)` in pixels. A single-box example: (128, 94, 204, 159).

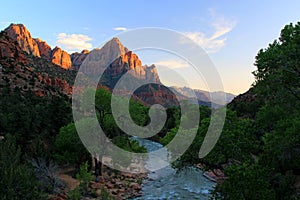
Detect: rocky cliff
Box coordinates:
(51, 46, 72, 69)
(0, 31, 73, 96)
(81, 37, 128, 75)
(100, 49, 179, 106)
(5, 23, 40, 57)
(104, 51, 160, 85)
(5, 24, 73, 69)
(71, 49, 89, 70)
(34, 38, 52, 60)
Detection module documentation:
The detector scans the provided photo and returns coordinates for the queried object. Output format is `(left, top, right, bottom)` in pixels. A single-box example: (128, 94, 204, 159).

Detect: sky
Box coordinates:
(1, 0, 300, 94)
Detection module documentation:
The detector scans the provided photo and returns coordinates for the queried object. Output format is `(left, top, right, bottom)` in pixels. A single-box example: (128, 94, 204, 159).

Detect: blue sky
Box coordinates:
(1, 0, 300, 94)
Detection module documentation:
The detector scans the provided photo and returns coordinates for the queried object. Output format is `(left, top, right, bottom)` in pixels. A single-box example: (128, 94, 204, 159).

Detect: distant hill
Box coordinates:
(171, 86, 235, 106)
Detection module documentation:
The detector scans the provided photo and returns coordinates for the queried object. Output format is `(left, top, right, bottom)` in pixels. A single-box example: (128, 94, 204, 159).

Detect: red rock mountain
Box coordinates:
(5, 24, 73, 69)
(3, 24, 161, 85)
(51, 46, 72, 69)
(34, 38, 52, 60)
(106, 51, 160, 84)
(0, 31, 73, 96)
(79, 37, 178, 106)
(81, 37, 129, 74)
(100, 50, 179, 106)
(1, 23, 187, 106)
(5, 23, 41, 57)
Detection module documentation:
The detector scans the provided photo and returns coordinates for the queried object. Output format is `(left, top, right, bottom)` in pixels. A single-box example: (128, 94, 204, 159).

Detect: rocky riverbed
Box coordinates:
(53, 138, 217, 200)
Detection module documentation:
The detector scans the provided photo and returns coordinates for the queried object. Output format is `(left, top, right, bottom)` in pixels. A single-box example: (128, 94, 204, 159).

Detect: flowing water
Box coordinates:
(133, 138, 215, 200)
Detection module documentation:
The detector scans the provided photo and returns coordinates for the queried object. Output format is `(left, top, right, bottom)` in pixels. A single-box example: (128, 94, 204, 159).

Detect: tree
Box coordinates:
(54, 123, 90, 165)
(76, 162, 93, 196)
(0, 134, 45, 199)
(213, 163, 276, 200)
(216, 22, 300, 199)
(253, 22, 300, 106)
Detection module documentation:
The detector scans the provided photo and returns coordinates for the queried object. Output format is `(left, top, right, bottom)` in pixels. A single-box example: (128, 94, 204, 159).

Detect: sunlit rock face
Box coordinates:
(5, 23, 41, 57)
(34, 38, 52, 60)
(51, 46, 72, 69)
(5, 23, 72, 69)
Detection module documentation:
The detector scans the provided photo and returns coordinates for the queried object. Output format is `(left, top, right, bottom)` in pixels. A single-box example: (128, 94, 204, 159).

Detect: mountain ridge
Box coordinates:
(0, 30, 73, 96)
(4, 23, 87, 69)
(1, 23, 235, 106)
(171, 86, 235, 105)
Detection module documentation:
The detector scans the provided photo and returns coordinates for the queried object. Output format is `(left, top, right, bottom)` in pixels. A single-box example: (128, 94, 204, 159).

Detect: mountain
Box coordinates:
(5, 23, 41, 57)
(71, 50, 90, 70)
(34, 38, 52, 60)
(105, 51, 178, 106)
(51, 46, 72, 69)
(2, 23, 178, 106)
(79, 37, 129, 75)
(171, 86, 235, 106)
(5, 24, 73, 69)
(1, 23, 233, 107)
(0, 30, 73, 96)
(81, 40, 179, 106)
(102, 51, 160, 88)
(227, 87, 262, 118)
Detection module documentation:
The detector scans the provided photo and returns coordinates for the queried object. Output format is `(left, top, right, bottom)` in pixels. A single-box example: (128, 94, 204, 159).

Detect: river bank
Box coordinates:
(53, 165, 147, 200)
(53, 138, 218, 199)
(195, 163, 226, 184)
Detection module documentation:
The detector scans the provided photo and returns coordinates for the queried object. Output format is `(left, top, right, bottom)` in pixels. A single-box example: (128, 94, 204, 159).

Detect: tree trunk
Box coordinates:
(91, 155, 95, 170)
(94, 156, 103, 182)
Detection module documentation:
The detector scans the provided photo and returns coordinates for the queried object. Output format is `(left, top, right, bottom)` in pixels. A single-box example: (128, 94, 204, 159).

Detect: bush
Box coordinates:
(0, 134, 45, 199)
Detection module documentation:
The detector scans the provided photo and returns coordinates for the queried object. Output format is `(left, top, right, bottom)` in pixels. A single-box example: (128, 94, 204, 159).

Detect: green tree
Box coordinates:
(54, 123, 90, 165)
(0, 134, 45, 199)
(76, 162, 93, 196)
(253, 22, 300, 107)
(217, 22, 300, 199)
(213, 164, 276, 200)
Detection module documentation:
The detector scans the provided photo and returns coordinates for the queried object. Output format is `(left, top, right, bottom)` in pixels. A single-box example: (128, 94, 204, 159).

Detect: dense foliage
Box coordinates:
(160, 22, 300, 199)
(0, 89, 72, 156)
(0, 135, 45, 199)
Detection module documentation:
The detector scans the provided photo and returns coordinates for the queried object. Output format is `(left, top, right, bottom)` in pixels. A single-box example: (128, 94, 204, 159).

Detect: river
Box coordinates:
(133, 138, 215, 200)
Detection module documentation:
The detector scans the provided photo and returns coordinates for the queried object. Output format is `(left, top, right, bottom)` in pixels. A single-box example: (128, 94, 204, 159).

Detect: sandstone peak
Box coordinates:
(51, 46, 72, 69)
(34, 38, 44, 42)
(105, 50, 160, 86)
(81, 37, 129, 74)
(4, 24, 74, 69)
(5, 23, 40, 57)
(101, 37, 129, 57)
(34, 38, 52, 60)
(53, 46, 61, 51)
(110, 37, 122, 44)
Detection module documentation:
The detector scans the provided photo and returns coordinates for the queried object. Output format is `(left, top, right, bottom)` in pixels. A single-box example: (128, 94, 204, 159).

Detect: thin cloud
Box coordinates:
(56, 33, 93, 52)
(155, 59, 190, 69)
(184, 32, 227, 53)
(113, 27, 127, 31)
(210, 9, 236, 40)
(183, 10, 237, 53)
